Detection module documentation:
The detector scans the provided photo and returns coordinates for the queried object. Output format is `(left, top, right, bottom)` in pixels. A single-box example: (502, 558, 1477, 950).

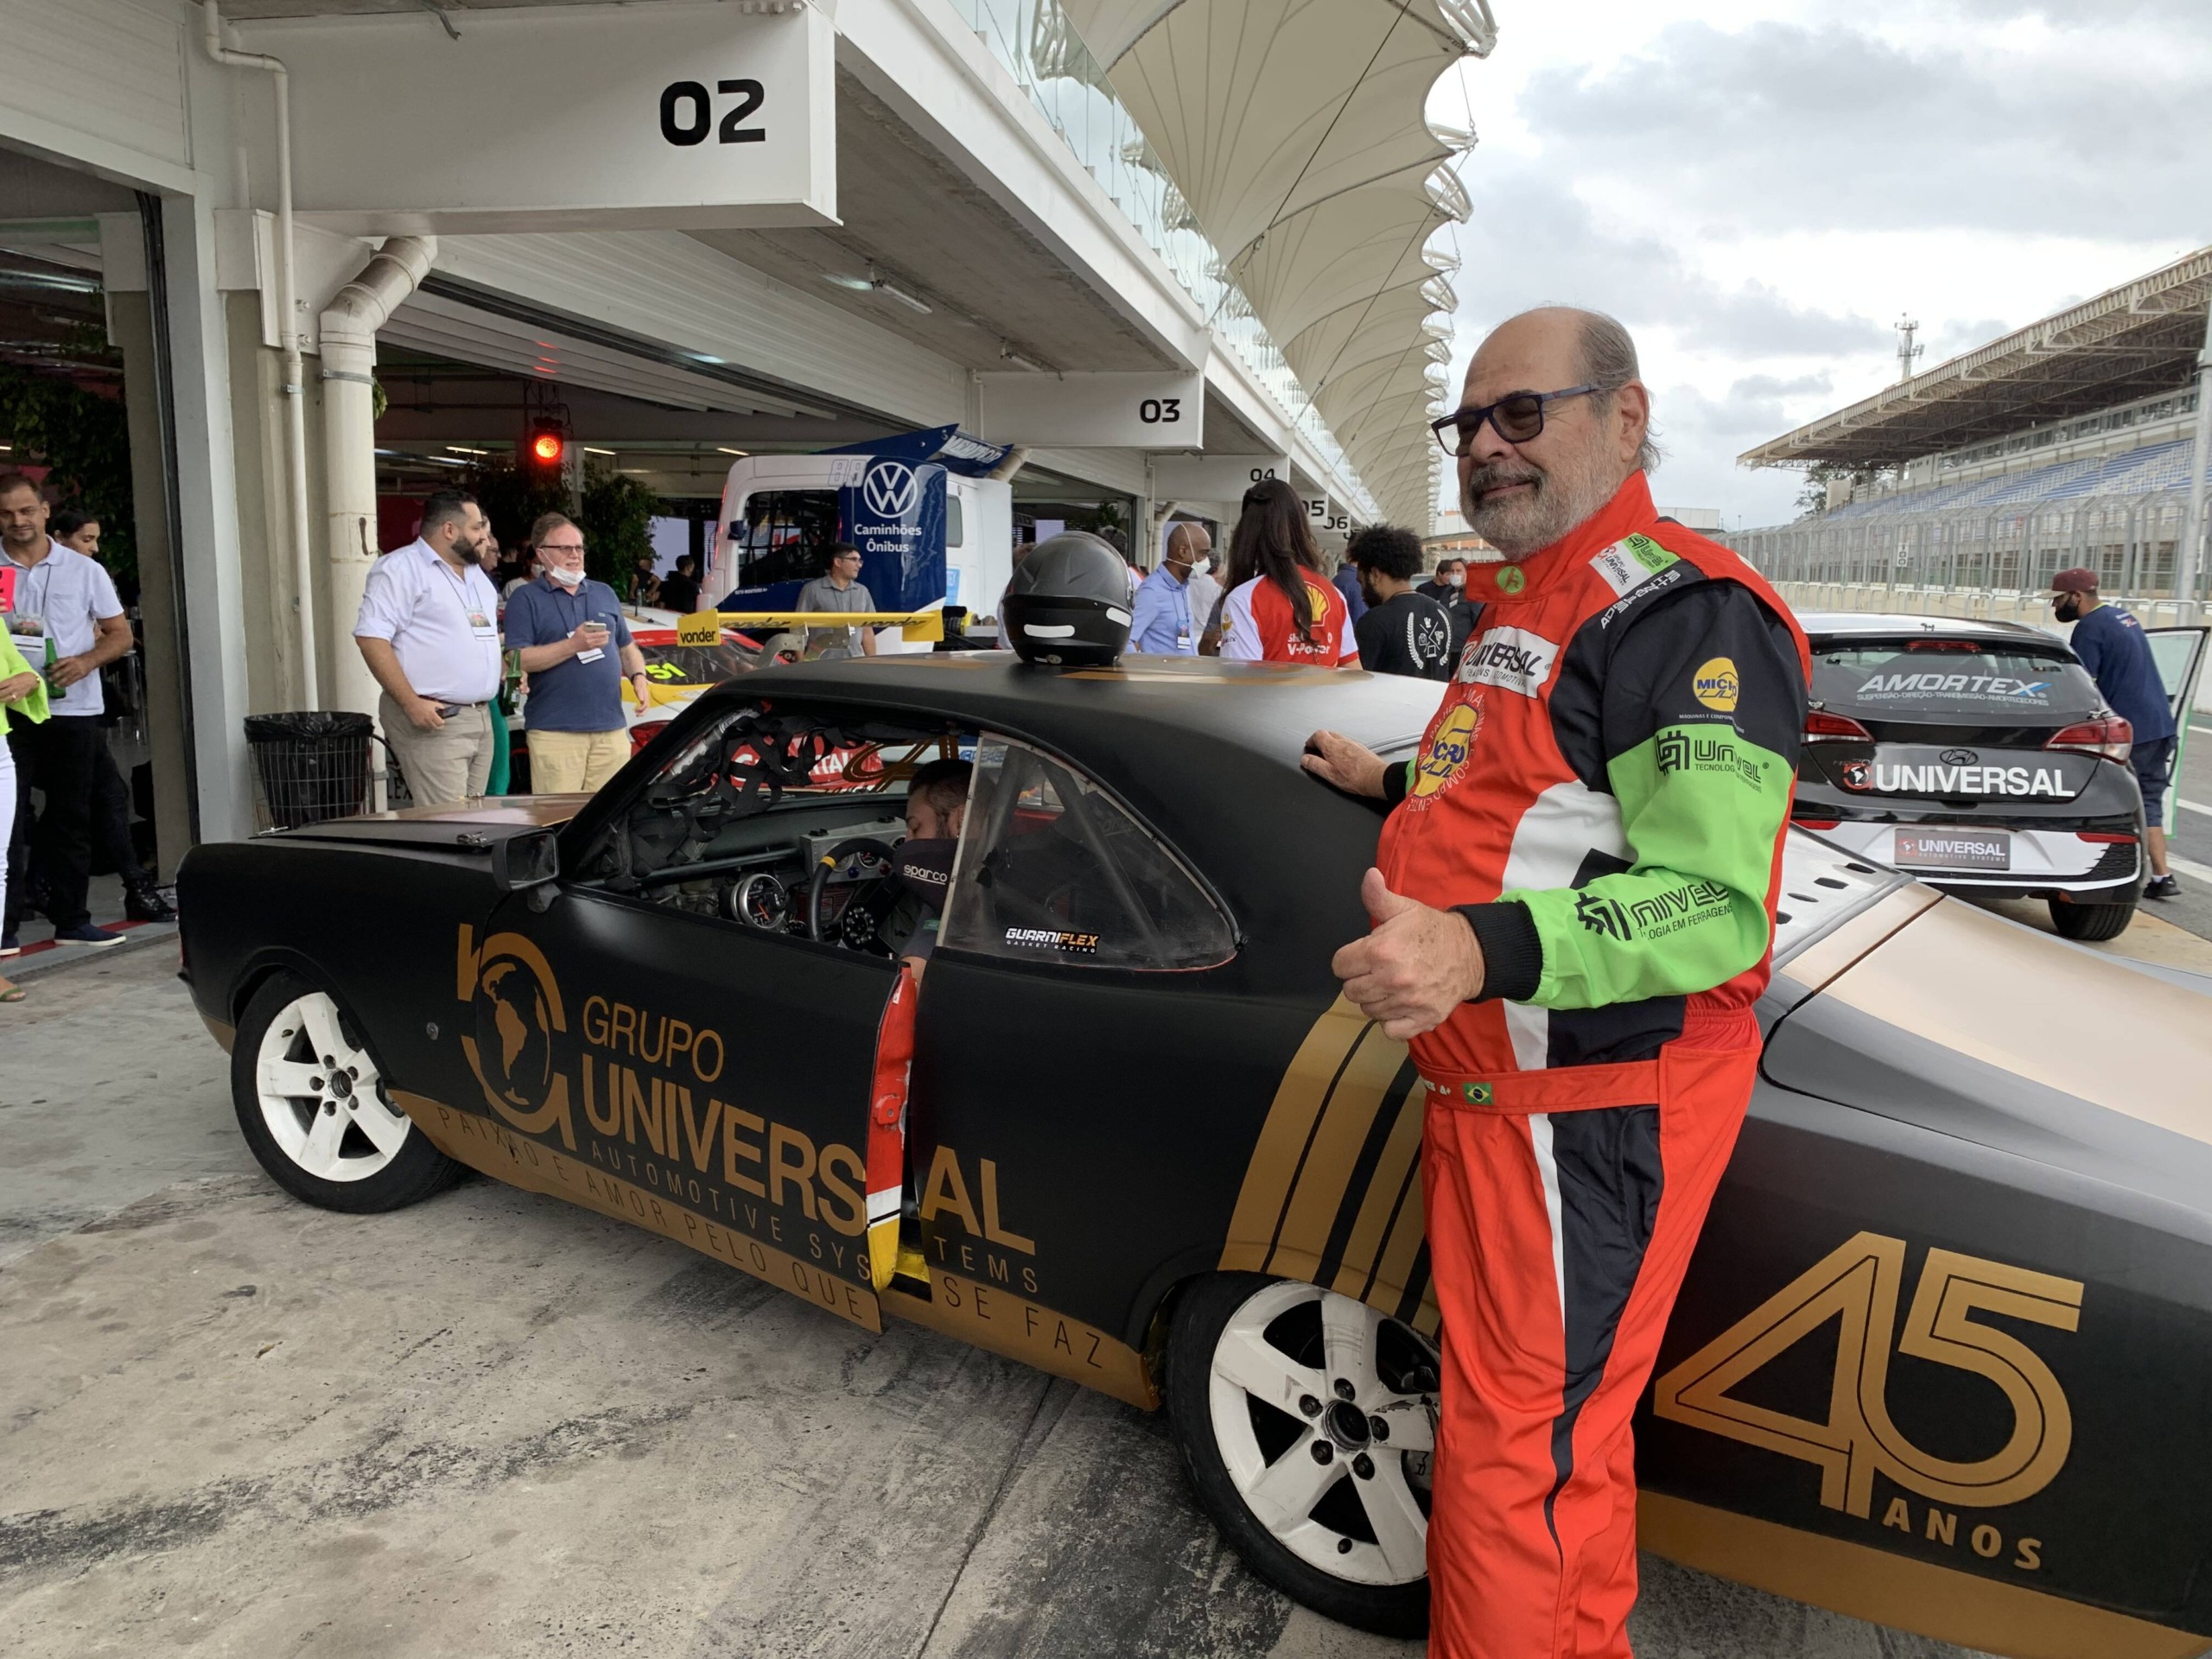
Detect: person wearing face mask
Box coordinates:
(887, 758, 971, 980)
(1128, 524, 1203, 654)
(2051, 567, 2180, 899)
(502, 512, 650, 793)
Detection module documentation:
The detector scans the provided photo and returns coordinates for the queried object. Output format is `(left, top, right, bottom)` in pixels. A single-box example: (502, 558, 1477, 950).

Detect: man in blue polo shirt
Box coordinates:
(2052, 567, 2180, 899)
(504, 512, 650, 793)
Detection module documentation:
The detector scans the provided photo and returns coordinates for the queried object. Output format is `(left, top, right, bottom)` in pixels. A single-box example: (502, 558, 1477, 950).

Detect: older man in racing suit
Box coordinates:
(1306, 308, 1809, 1658)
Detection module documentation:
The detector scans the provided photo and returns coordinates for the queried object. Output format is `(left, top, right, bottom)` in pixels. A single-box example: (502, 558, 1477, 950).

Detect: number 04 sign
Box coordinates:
(240, 3, 836, 233)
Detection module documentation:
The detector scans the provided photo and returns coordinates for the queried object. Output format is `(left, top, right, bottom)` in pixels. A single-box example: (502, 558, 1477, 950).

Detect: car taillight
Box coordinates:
(2077, 831, 2138, 842)
(1805, 710, 1872, 743)
(2045, 715, 2132, 762)
(1795, 817, 1841, 830)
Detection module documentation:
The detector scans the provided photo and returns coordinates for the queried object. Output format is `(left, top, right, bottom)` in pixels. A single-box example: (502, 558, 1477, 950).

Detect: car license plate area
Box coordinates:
(1893, 829, 2011, 871)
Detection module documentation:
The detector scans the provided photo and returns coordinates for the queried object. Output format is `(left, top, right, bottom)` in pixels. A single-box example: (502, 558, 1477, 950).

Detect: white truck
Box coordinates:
(705, 424, 1020, 652)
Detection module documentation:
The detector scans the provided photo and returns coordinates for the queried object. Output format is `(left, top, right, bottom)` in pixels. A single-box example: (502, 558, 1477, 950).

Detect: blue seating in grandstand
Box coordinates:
(1830, 436, 2206, 521)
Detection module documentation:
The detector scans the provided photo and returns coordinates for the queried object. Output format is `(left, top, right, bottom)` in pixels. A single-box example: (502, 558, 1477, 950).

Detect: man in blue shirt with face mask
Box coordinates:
(2052, 567, 2179, 899)
(504, 512, 652, 793)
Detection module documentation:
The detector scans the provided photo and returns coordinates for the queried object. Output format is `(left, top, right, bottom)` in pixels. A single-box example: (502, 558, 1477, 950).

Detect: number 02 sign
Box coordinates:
(248, 5, 836, 233)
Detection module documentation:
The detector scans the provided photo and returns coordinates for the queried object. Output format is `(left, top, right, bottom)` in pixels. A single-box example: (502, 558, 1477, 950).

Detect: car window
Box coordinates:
(1813, 640, 2101, 720)
(2145, 629, 2207, 710)
(641, 638, 754, 686)
(938, 735, 1235, 971)
(728, 489, 842, 588)
(946, 494, 964, 550)
(580, 701, 950, 898)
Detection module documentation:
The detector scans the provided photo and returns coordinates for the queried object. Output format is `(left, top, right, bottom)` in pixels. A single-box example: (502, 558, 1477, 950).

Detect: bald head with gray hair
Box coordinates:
(1451, 306, 1659, 558)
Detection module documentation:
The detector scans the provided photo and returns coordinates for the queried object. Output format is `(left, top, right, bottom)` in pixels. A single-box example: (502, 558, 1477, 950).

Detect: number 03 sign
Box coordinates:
(242, 3, 836, 234)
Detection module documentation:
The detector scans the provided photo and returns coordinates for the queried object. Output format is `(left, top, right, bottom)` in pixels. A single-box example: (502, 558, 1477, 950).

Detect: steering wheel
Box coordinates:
(807, 837, 902, 950)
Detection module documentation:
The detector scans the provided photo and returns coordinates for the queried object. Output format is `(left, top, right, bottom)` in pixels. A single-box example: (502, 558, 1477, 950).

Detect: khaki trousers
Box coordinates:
(380, 695, 494, 809)
(527, 727, 630, 793)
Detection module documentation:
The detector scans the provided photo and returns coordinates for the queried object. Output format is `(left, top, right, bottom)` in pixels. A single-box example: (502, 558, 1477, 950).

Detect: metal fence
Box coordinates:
(1723, 487, 2202, 613)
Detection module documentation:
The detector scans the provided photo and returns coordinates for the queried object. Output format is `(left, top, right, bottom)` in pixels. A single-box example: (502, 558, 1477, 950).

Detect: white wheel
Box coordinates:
(1205, 1279, 1437, 1587)
(252, 990, 413, 1183)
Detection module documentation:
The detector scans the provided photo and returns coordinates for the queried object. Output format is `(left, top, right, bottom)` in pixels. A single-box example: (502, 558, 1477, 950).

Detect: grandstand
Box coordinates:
(1726, 247, 2212, 609)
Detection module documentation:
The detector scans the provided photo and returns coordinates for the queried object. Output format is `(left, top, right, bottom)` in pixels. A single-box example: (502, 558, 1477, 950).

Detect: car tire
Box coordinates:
(232, 973, 463, 1213)
(2047, 896, 2136, 941)
(1164, 1273, 1438, 1638)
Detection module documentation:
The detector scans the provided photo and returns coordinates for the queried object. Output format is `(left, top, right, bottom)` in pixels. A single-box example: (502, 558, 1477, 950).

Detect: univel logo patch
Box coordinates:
(1459, 626, 1559, 696)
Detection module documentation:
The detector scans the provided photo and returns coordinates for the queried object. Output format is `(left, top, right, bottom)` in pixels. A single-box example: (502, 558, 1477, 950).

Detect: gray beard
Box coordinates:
(1460, 461, 1628, 560)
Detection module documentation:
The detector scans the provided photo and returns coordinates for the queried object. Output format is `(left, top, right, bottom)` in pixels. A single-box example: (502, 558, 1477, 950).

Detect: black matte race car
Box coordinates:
(178, 655, 2212, 1655)
(1791, 613, 2208, 941)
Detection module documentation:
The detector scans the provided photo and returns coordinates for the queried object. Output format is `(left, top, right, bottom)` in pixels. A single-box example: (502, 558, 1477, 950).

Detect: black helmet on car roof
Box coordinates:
(1001, 531, 1132, 668)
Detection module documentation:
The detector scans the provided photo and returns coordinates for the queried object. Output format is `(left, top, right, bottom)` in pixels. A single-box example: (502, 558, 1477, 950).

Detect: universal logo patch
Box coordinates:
(1459, 626, 1559, 696)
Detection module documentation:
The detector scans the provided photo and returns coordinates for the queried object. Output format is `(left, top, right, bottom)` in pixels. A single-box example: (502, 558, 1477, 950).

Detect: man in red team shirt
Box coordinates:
(1305, 308, 1809, 1658)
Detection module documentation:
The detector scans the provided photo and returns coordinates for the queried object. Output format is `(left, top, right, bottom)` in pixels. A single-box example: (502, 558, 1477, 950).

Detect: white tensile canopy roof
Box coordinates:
(1062, 0, 1493, 531)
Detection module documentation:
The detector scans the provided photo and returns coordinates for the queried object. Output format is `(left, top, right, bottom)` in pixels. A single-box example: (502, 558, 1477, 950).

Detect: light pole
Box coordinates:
(2176, 298, 2212, 624)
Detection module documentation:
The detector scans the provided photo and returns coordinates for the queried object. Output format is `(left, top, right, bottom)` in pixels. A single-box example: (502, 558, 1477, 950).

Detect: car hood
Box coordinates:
(1763, 896, 2212, 1222)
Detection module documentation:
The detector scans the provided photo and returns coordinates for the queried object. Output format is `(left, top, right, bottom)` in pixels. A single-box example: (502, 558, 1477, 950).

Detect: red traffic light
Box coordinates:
(531, 429, 564, 464)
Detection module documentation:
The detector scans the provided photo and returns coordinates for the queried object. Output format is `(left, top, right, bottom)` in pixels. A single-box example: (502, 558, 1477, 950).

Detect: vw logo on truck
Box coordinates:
(863, 460, 921, 518)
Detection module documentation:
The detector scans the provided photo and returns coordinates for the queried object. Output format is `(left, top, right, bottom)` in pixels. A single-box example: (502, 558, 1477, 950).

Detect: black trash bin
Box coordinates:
(244, 710, 377, 830)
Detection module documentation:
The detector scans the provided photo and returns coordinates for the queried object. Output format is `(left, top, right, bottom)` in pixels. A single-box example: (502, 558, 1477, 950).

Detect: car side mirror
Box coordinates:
(494, 829, 560, 893)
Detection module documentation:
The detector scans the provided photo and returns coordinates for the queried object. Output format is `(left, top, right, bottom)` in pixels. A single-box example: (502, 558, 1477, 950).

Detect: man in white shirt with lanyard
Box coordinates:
(353, 491, 503, 809)
(1, 472, 137, 950)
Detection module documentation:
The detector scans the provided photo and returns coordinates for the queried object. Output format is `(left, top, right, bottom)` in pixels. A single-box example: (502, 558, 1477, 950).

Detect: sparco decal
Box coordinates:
(1654, 1232, 2080, 1573)
(1844, 762, 2074, 798)
(1459, 626, 1559, 696)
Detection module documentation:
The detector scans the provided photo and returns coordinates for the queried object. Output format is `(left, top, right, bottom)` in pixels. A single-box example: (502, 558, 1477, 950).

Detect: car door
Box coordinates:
(459, 702, 909, 1329)
(2145, 626, 2208, 830)
(904, 733, 1274, 1366)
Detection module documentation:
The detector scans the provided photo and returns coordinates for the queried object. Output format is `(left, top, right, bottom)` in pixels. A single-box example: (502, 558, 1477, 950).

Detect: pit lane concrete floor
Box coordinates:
(1, 951, 1992, 1659)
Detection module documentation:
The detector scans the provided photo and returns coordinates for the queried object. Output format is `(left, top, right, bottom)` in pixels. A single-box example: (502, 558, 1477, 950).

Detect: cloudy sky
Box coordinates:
(1425, 0, 2211, 531)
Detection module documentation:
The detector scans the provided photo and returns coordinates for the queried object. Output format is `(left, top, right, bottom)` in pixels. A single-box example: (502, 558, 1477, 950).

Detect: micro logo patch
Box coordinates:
(1494, 565, 1526, 594)
(1692, 657, 1740, 712)
(1412, 702, 1484, 799)
(1461, 1082, 1492, 1104)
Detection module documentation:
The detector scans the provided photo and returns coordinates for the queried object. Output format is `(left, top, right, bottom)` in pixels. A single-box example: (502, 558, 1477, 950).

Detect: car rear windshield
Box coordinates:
(1812, 640, 2102, 721)
(641, 639, 753, 686)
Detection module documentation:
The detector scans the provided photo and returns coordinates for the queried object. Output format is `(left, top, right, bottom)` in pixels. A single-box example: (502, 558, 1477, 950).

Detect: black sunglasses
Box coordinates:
(1431, 383, 1604, 455)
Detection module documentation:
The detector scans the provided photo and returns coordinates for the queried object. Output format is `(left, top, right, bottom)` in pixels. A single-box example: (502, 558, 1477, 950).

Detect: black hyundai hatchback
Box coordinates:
(1792, 613, 2146, 939)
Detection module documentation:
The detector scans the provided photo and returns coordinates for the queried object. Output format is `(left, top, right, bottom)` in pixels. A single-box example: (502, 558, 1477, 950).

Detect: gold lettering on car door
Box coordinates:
(1652, 1232, 2082, 1516)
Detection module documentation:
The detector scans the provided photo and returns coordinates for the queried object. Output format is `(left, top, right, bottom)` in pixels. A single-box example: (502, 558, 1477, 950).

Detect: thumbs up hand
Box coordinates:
(1331, 868, 1487, 1040)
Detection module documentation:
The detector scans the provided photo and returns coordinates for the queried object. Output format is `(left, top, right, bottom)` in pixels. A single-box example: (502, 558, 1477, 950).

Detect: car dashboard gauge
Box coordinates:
(728, 871, 791, 932)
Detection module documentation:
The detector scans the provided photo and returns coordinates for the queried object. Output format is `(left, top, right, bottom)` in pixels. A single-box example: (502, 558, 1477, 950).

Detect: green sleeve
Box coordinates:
(1501, 582, 1804, 1010)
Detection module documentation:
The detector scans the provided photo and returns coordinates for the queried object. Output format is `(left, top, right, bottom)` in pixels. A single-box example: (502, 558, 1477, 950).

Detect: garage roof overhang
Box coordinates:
(1742, 245, 2212, 469)
(1061, 0, 1493, 531)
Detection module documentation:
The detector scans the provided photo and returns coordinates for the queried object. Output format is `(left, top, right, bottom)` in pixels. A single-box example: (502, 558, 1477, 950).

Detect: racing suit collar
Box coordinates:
(1463, 470, 1655, 604)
